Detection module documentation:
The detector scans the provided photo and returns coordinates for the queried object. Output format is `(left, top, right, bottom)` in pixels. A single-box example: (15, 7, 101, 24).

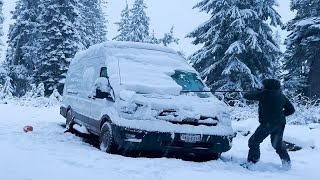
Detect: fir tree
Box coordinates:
(79, 0, 107, 48)
(114, 1, 179, 47)
(5, 0, 41, 96)
(284, 0, 320, 98)
(0, 77, 14, 99)
(0, 64, 6, 85)
(127, 0, 150, 42)
(36, 83, 45, 98)
(0, 0, 4, 57)
(49, 88, 62, 102)
(147, 30, 161, 44)
(114, 1, 131, 41)
(23, 84, 37, 99)
(35, 0, 82, 95)
(160, 26, 179, 46)
(271, 30, 283, 79)
(187, 0, 283, 94)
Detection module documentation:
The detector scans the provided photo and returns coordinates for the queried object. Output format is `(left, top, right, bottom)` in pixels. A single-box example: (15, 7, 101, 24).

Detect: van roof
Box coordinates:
(73, 41, 178, 63)
(103, 41, 178, 54)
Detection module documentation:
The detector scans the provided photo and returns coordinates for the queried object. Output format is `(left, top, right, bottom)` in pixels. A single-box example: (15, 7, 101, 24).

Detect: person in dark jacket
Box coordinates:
(243, 79, 295, 169)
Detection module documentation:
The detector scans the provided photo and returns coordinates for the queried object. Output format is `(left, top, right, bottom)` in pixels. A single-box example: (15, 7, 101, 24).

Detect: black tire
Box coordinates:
(65, 110, 75, 132)
(211, 153, 222, 160)
(99, 122, 118, 154)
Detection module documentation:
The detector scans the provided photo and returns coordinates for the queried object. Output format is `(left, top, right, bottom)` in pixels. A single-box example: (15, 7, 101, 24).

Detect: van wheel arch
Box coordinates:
(100, 115, 112, 131)
(67, 106, 72, 112)
(66, 107, 75, 132)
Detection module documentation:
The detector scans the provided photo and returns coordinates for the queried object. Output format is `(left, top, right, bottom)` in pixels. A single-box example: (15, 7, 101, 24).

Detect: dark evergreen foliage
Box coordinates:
(5, 0, 40, 96)
(5, 0, 108, 96)
(284, 0, 320, 98)
(187, 0, 283, 94)
(34, 0, 82, 95)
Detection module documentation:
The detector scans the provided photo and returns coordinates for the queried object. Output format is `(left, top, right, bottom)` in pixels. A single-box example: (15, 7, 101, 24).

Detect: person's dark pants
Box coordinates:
(247, 123, 291, 164)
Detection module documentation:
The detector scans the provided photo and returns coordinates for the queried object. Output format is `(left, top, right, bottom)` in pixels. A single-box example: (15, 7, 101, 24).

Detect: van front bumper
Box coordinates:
(112, 124, 233, 154)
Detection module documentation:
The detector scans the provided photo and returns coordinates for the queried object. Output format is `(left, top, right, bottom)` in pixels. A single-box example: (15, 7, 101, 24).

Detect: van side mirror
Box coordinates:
(93, 77, 113, 100)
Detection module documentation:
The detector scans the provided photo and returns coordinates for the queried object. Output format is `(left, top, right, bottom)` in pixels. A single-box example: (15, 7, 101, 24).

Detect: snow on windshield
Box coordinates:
(107, 47, 198, 96)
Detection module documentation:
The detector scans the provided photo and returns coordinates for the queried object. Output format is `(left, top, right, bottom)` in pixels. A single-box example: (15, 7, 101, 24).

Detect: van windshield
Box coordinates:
(171, 71, 211, 98)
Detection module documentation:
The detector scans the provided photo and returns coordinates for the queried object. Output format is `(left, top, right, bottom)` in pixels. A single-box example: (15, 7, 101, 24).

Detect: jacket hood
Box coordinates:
(262, 79, 281, 90)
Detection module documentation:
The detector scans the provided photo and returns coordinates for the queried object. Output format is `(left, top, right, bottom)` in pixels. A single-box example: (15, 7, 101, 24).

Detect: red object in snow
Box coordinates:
(23, 126, 33, 133)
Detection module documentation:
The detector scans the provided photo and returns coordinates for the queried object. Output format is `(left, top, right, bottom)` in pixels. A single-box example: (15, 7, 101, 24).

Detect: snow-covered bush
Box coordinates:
(23, 84, 37, 98)
(14, 83, 61, 107)
(286, 95, 320, 125)
(49, 88, 62, 103)
(229, 101, 257, 122)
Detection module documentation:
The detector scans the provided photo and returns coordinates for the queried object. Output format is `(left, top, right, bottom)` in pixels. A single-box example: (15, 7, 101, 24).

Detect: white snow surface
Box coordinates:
(1, 103, 320, 180)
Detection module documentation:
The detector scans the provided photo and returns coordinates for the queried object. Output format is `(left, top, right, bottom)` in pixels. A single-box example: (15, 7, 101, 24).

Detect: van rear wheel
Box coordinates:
(99, 122, 118, 154)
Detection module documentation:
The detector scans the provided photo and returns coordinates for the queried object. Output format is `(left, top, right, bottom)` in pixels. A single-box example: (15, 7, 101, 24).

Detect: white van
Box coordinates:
(60, 41, 233, 158)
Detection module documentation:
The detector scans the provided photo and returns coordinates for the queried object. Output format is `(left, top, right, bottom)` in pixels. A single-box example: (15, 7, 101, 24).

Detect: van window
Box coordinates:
(65, 63, 85, 94)
(100, 67, 108, 78)
(81, 67, 96, 98)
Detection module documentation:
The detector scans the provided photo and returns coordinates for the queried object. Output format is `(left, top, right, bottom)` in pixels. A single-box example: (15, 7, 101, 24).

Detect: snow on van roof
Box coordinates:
(73, 41, 177, 61)
(72, 41, 200, 96)
(103, 41, 178, 54)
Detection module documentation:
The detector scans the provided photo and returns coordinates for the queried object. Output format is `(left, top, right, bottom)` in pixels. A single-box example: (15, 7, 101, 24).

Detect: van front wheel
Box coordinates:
(99, 122, 118, 154)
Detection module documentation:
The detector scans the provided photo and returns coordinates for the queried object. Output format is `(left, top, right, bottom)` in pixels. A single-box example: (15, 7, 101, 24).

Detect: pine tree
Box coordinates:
(187, 0, 283, 94)
(147, 30, 161, 44)
(79, 0, 107, 48)
(36, 83, 45, 98)
(35, 0, 83, 95)
(0, 0, 4, 57)
(127, 0, 150, 42)
(23, 84, 37, 99)
(114, 1, 131, 41)
(0, 64, 6, 85)
(284, 0, 320, 98)
(0, 77, 14, 99)
(160, 26, 179, 46)
(271, 30, 283, 79)
(5, 0, 41, 96)
(49, 88, 62, 102)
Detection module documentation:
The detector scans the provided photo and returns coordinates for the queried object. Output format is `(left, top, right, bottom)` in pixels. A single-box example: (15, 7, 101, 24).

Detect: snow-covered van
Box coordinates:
(60, 41, 233, 158)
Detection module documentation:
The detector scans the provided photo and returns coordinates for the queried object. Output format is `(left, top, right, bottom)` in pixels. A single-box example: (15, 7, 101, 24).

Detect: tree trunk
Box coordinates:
(307, 44, 320, 99)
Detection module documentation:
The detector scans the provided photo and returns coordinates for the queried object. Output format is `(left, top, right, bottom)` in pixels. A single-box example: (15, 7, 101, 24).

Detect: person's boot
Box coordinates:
(241, 161, 256, 169)
(280, 160, 291, 171)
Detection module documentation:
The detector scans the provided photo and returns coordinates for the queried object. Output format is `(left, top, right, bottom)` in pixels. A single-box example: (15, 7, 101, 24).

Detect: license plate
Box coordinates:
(180, 134, 201, 143)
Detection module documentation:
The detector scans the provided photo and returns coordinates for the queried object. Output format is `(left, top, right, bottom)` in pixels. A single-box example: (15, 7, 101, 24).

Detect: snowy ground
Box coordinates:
(0, 104, 319, 180)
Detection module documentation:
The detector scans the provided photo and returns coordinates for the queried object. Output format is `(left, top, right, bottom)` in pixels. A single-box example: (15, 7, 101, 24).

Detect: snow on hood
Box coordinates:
(118, 90, 231, 126)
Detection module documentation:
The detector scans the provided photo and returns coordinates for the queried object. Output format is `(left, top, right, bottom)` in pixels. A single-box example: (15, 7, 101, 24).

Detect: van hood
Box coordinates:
(118, 90, 231, 126)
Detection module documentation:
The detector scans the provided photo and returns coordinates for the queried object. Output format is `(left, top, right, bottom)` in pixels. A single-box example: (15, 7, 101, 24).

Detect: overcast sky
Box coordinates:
(1, 0, 295, 61)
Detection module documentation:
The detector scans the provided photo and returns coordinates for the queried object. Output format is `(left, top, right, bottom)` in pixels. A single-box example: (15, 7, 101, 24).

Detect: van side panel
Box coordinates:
(62, 45, 109, 134)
